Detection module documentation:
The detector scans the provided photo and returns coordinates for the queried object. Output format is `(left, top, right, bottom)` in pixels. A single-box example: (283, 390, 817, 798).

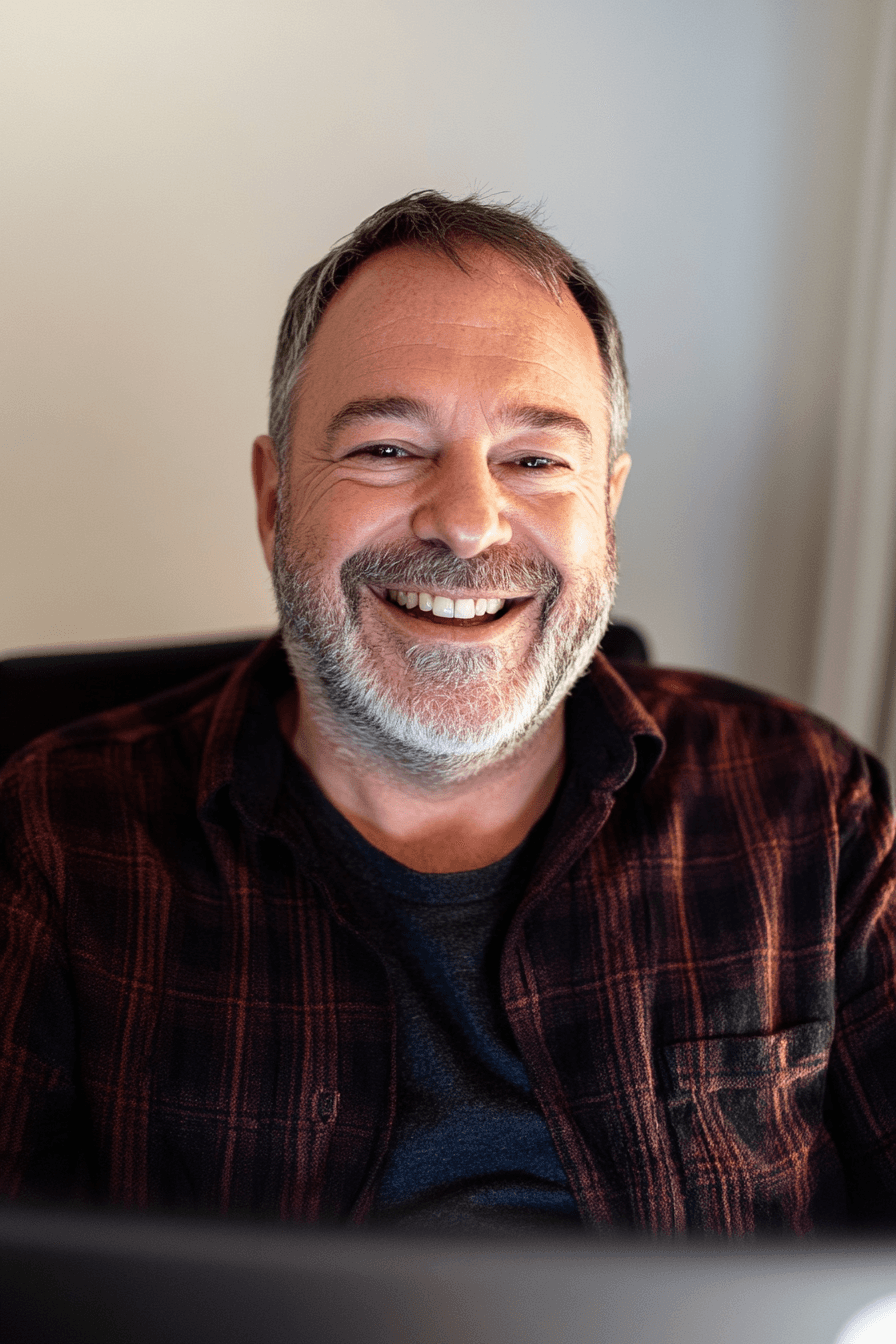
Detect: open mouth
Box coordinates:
(376, 587, 522, 627)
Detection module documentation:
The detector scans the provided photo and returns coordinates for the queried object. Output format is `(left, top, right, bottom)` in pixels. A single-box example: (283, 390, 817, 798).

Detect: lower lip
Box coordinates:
(368, 588, 532, 641)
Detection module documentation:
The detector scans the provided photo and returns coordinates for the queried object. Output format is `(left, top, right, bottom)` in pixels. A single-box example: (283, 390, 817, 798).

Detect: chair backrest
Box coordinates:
(0, 634, 265, 768)
(0, 623, 648, 769)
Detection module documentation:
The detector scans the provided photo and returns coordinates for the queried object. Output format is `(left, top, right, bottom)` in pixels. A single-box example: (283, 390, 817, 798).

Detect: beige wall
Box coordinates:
(0, 0, 885, 710)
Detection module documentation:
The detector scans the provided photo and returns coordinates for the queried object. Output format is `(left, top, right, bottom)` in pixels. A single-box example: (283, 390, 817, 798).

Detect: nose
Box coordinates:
(410, 444, 512, 558)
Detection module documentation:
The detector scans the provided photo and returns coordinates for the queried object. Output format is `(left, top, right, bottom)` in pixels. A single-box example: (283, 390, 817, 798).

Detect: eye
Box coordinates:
(350, 443, 413, 460)
(515, 455, 559, 469)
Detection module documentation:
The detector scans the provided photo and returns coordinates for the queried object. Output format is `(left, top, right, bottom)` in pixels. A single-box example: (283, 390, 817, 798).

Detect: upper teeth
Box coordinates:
(388, 590, 505, 619)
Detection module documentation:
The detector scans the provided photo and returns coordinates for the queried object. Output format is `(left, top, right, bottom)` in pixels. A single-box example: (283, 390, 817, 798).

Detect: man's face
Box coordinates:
(255, 244, 630, 780)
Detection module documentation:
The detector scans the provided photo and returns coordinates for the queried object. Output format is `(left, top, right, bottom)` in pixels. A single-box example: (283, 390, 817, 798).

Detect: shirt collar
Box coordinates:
(197, 635, 666, 836)
(567, 652, 666, 793)
(197, 634, 290, 831)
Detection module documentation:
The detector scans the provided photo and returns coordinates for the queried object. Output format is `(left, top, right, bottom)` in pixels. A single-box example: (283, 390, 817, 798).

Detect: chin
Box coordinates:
(280, 591, 610, 785)
(272, 523, 616, 782)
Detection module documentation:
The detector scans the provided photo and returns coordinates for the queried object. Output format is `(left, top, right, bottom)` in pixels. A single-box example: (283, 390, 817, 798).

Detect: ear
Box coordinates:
(252, 435, 280, 572)
(607, 451, 631, 519)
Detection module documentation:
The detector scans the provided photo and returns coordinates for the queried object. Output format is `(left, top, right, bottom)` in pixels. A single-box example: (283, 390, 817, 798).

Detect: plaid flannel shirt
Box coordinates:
(2, 637, 896, 1232)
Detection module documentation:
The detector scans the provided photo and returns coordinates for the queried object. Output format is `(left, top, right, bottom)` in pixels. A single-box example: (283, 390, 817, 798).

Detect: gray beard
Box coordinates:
(272, 527, 617, 783)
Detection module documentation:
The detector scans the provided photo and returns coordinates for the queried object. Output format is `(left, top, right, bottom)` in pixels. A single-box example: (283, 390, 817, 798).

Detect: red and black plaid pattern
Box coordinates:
(2, 639, 895, 1231)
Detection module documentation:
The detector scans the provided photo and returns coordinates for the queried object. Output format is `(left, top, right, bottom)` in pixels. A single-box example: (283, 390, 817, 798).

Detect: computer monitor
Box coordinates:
(2, 1202, 896, 1344)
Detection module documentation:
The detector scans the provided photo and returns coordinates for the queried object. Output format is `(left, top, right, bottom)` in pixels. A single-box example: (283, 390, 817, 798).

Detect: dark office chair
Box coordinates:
(0, 622, 649, 769)
(601, 622, 649, 666)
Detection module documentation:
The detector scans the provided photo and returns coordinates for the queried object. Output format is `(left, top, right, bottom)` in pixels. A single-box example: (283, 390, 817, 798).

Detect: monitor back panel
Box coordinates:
(2, 1205, 896, 1344)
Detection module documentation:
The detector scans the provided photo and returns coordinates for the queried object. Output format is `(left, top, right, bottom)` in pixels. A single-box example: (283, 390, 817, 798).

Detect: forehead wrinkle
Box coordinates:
(343, 343, 601, 387)
(351, 318, 581, 350)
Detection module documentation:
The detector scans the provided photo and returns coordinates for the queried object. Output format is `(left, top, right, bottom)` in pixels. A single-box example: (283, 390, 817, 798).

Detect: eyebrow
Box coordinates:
(325, 396, 594, 454)
(325, 397, 436, 445)
(493, 404, 593, 453)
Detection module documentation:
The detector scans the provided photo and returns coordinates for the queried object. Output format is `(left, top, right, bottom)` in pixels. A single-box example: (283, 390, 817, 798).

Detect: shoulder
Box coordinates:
(608, 662, 892, 817)
(0, 663, 236, 868)
(2, 661, 229, 778)
(617, 662, 854, 748)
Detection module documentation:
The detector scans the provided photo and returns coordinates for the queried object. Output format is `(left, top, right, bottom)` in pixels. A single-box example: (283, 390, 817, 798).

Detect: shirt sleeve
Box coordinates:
(828, 744, 896, 1223)
(0, 755, 86, 1202)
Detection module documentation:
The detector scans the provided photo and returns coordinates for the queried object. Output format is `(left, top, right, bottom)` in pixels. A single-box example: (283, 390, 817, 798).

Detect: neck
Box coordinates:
(276, 685, 566, 873)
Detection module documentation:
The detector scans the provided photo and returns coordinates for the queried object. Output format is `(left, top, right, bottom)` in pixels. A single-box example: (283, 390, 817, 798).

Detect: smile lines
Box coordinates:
(386, 589, 507, 620)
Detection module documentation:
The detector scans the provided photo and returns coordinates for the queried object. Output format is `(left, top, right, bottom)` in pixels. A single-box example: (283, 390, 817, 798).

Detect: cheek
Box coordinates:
(286, 474, 403, 558)
(525, 492, 608, 575)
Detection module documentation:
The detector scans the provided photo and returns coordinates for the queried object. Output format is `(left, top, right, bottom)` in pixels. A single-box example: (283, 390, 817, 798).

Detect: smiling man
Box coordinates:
(2, 192, 896, 1233)
(255, 239, 629, 872)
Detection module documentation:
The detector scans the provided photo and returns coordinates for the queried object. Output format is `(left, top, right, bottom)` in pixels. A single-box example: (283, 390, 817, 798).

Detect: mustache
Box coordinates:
(340, 541, 563, 613)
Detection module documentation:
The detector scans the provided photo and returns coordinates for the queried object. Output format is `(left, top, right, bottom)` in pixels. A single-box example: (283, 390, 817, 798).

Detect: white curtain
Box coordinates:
(812, 0, 896, 783)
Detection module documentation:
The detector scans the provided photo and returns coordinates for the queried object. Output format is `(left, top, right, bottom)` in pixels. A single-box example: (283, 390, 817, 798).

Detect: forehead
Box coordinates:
(297, 244, 610, 434)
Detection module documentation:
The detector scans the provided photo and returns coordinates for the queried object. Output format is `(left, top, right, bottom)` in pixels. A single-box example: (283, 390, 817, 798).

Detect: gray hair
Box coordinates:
(268, 190, 630, 467)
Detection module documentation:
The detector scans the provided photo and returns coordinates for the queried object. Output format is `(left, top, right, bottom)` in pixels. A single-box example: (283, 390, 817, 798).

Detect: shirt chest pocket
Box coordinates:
(661, 1021, 833, 1232)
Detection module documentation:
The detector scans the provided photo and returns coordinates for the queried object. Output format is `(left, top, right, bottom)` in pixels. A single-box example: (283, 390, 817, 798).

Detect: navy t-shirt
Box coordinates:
(287, 762, 580, 1232)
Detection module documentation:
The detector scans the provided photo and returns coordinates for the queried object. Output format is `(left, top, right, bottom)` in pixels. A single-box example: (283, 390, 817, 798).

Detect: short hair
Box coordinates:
(269, 190, 630, 467)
